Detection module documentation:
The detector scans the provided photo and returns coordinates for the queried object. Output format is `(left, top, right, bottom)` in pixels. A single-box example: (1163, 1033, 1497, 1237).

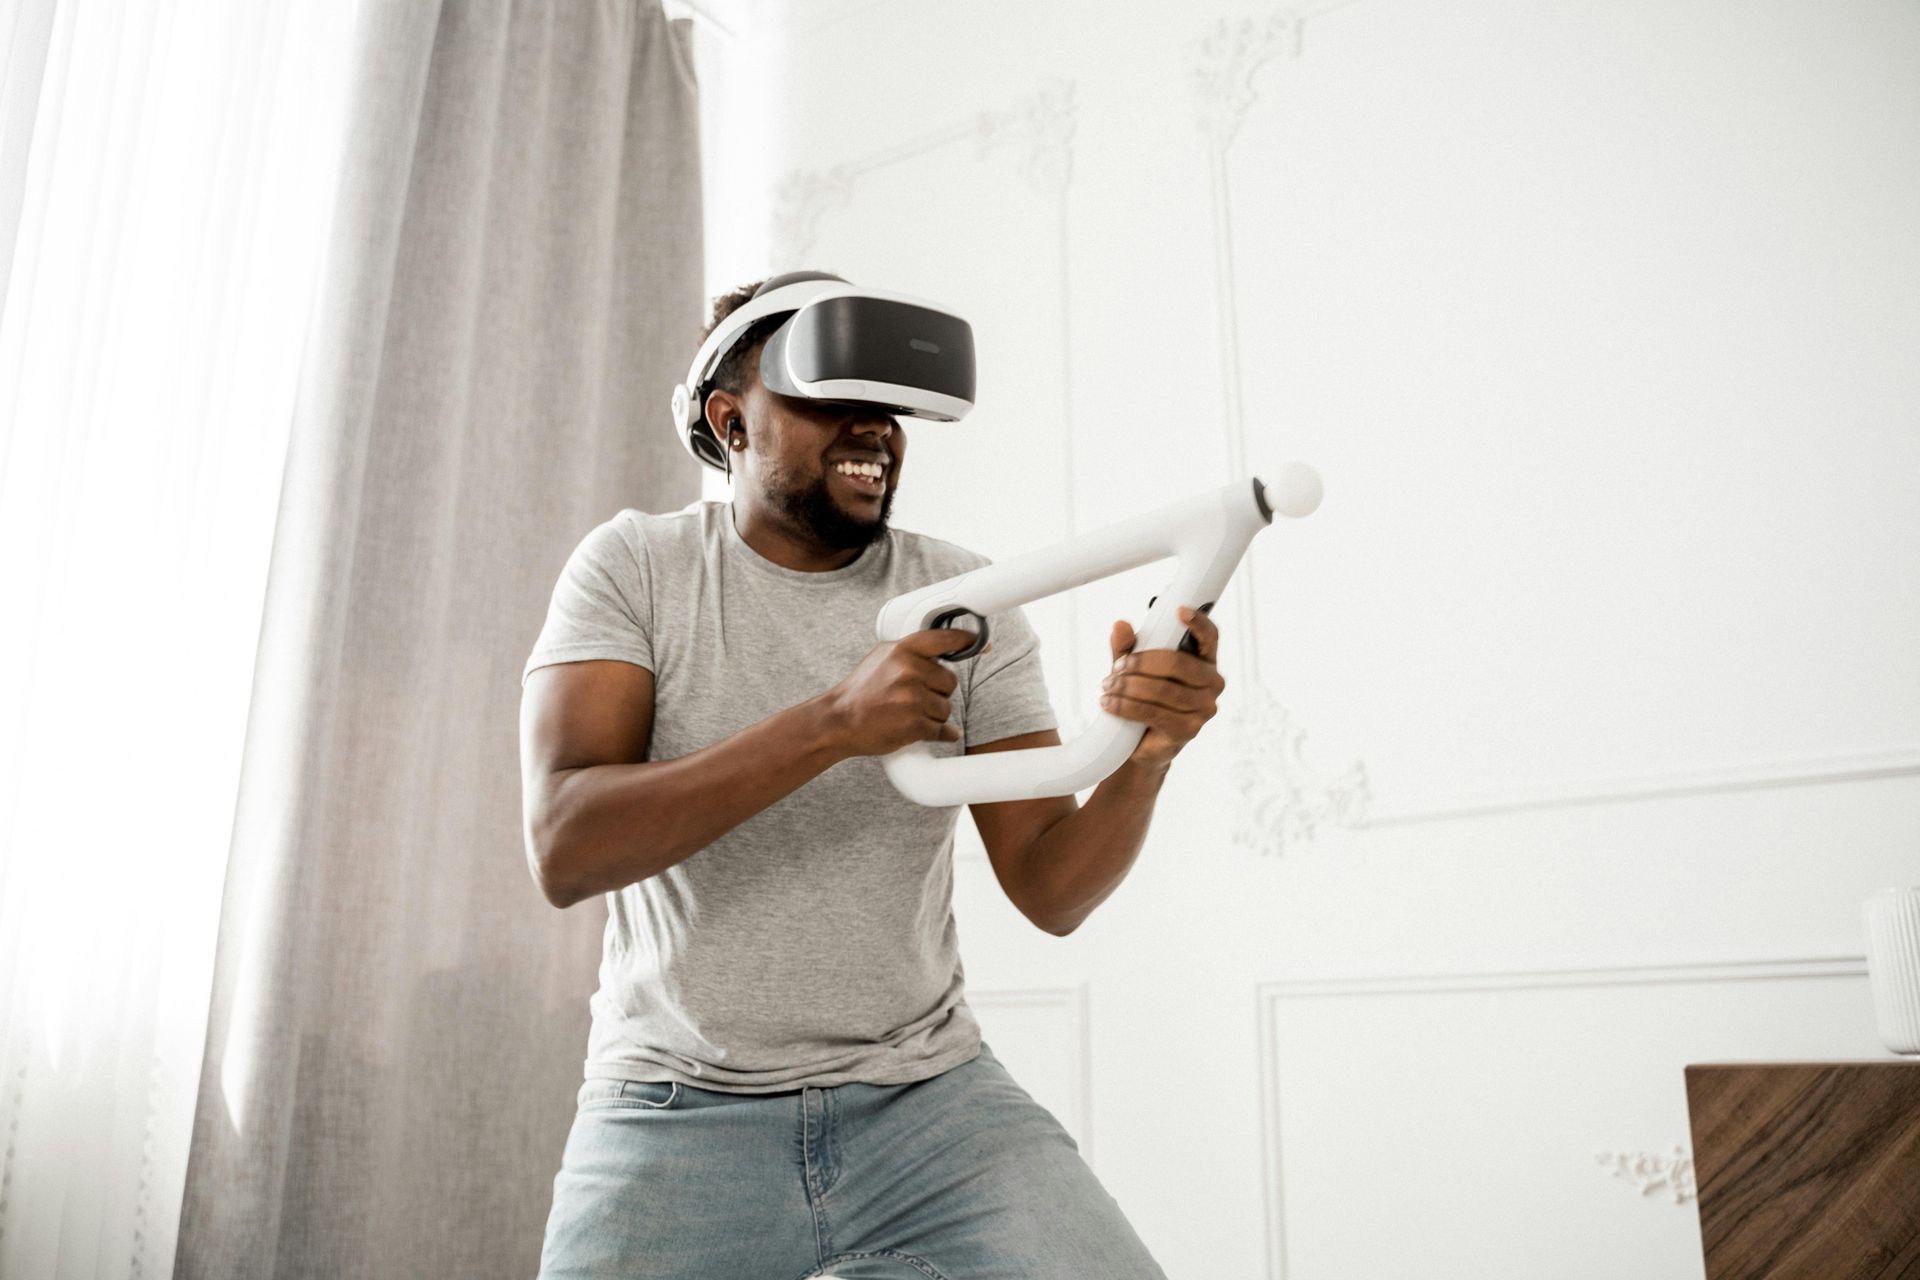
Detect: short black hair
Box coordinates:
(701, 278, 784, 402)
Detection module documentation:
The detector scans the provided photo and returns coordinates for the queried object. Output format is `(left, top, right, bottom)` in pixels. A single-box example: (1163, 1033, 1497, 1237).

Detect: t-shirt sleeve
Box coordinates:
(522, 515, 653, 686)
(963, 590, 1059, 749)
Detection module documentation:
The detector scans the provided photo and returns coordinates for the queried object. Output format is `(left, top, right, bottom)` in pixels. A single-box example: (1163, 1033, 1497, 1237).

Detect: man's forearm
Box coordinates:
(537, 695, 849, 907)
(1018, 759, 1170, 936)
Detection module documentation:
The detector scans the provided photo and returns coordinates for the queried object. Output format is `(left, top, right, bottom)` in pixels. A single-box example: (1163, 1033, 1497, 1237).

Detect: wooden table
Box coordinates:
(1686, 1061, 1920, 1279)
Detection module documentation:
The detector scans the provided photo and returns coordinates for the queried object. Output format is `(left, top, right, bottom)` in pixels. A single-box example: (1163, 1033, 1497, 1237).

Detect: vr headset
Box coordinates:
(669, 271, 977, 473)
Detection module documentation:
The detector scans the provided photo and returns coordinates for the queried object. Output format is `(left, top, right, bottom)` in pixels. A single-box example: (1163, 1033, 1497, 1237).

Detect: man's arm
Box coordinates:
(967, 605, 1226, 936)
(520, 659, 848, 908)
(520, 627, 980, 909)
(968, 731, 1169, 937)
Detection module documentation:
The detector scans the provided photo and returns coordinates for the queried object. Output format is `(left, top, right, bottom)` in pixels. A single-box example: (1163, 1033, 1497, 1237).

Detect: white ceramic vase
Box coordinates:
(1864, 886, 1920, 1055)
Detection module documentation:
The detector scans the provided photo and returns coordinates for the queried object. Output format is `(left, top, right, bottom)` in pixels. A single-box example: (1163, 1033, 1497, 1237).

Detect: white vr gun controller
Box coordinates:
(874, 463, 1323, 807)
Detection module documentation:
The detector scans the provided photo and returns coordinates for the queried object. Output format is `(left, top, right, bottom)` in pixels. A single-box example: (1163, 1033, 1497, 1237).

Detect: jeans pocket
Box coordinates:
(577, 1078, 680, 1111)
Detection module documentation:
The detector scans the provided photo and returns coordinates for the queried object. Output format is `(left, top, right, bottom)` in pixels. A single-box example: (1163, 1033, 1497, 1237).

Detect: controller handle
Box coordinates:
(875, 465, 1322, 806)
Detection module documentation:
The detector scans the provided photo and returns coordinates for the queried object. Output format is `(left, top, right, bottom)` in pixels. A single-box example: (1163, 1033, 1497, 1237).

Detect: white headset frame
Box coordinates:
(669, 278, 973, 470)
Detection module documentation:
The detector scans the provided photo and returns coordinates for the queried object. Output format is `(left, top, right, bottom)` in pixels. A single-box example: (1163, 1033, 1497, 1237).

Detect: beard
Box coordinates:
(761, 462, 894, 552)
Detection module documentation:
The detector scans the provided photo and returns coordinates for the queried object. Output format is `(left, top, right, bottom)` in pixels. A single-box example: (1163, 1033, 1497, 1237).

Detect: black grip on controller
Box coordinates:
(930, 608, 991, 660)
(1146, 596, 1215, 656)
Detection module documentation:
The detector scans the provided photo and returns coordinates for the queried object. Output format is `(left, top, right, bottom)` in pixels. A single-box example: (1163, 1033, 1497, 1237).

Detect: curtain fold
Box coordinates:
(172, 2, 703, 1275)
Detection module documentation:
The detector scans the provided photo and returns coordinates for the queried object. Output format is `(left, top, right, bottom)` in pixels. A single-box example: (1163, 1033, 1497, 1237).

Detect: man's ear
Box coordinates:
(703, 389, 744, 444)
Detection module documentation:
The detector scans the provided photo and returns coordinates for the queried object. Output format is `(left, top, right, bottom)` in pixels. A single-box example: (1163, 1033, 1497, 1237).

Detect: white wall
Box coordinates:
(689, 1, 1920, 1275)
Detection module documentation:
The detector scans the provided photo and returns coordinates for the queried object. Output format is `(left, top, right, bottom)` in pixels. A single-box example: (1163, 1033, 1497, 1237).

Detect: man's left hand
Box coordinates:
(1099, 605, 1226, 770)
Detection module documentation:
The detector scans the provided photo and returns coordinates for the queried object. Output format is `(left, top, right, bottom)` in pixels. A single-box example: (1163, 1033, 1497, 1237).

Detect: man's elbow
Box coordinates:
(1032, 905, 1082, 938)
(1019, 875, 1081, 936)
(1024, 872, 1083, 936)
(535, 867, 585, 910)
(525, 825, 586, 910)
(528, 853, 573, 909)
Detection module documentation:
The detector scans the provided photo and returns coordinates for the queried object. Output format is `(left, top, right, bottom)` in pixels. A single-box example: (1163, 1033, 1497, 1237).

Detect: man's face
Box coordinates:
(740, 380, 902, 552)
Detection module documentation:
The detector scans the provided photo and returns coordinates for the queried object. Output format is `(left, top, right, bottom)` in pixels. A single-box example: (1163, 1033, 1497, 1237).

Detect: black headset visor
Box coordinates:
(760, 296, 976, 414)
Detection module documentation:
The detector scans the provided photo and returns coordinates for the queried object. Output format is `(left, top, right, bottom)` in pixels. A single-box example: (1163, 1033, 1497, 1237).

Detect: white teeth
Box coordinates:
(835, 462, 883, 479)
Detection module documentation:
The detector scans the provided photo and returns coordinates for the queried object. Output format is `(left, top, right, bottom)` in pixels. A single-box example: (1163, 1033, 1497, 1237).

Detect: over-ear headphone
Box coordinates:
(673, 273, 848, 472)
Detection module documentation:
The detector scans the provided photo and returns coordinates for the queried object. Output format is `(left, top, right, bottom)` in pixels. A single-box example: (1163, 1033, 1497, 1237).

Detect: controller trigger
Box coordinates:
(929, 608, 991, 661)
(1177, 601, 1216, 654)
(1148, 596, 1215, 654)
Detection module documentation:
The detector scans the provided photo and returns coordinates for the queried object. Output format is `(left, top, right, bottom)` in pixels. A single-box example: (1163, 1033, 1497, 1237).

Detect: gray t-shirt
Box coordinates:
(522, 500, 1058, 1092)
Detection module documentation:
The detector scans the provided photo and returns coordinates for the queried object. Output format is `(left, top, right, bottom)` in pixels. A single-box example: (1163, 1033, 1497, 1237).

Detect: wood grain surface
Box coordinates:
(1686, 1061, 1920, 1279)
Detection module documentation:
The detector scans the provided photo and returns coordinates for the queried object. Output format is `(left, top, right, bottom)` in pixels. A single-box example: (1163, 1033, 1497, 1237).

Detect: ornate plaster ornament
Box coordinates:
(771, 165, 856, 263)
(1230, 680, 1369, 856)
(1595, 1145, 1698, 1205)
(975, 78, 1077, 194)
(1192, 9, 1305, 151)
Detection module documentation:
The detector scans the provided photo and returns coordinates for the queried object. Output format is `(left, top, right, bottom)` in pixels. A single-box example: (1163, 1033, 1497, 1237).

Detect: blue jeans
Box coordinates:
(536, 1042, 1167, 1279)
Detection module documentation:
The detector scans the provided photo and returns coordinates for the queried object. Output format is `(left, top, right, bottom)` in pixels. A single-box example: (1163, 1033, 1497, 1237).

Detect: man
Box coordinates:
(519, 273, 1226, 1278)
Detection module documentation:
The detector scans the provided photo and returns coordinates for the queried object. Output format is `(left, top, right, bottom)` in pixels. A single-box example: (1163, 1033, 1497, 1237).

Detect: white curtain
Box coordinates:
(0, 1, 363, 1275)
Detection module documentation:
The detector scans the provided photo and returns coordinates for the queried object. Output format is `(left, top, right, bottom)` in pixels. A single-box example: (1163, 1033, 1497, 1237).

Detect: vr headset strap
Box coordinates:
(675, 278, 848, 428)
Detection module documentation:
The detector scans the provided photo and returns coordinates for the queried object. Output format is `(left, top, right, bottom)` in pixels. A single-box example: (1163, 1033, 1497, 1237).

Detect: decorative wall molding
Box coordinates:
(772, 79, 1076, 261)
(1187, 3, 1917, 854)
(1230, 681, 1370, 858)
(770, 166, 858, 268)
(958, 738, 1920, 861)
(1260, 955, 1867, 1000)
(1192, 10, 1304, 151)
(1189, 8, 1367, 857)
(968, 983, 1095, 1167)
(1365, 747, 1920, 828)
(1595, 1145, 1697, 1205)
(1254, 955, 1869, 1278)
(974, 79, 1076, 195)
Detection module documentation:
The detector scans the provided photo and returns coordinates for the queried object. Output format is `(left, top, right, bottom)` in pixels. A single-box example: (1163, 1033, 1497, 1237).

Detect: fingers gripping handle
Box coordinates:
(928, 608, 990, 660)
(875, 467, 1321, 806)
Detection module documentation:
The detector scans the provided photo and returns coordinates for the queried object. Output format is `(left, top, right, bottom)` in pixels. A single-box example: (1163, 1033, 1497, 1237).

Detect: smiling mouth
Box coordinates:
(832, 468, 886, 498)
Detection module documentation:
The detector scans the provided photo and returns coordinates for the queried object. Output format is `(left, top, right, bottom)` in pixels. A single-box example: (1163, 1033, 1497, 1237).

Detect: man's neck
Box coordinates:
(731, 500, 867, 573)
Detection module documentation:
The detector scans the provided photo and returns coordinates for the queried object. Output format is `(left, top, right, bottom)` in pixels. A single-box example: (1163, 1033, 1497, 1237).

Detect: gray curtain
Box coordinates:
(173, 2, 702, 1275)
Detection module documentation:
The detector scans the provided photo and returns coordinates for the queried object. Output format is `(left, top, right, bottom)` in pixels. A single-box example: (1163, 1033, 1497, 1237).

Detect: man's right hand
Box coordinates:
(823, 628, 989, 758)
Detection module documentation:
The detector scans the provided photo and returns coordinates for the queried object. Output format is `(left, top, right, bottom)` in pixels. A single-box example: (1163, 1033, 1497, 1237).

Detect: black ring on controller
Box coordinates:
(930, 608, 991, 660)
